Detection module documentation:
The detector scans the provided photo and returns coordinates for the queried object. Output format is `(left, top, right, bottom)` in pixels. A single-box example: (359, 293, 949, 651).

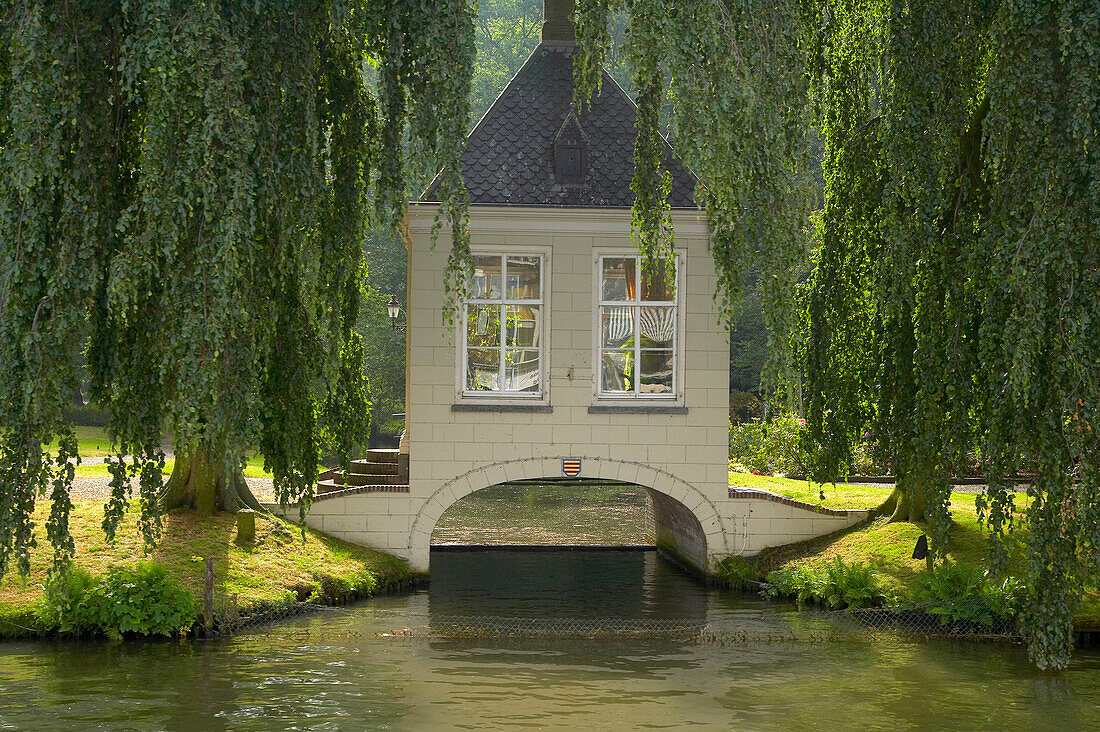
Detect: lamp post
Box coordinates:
(387, 294, 407, 332)
(388, 293, 410, 480)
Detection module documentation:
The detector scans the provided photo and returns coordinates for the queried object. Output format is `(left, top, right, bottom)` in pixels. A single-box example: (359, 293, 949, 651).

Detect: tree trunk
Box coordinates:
(160, 445, 264, 515)
(876, 485, 928, 523)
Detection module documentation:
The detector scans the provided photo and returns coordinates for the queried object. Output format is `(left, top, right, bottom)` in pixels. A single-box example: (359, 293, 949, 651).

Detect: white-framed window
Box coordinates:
(597, 254, 679, 398)
(462, 253, 544, 397)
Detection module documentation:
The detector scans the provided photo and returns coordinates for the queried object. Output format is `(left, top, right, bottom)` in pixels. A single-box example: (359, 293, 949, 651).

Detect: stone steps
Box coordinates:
(317, 449, 407, 497)
(350, 460, 399, 475)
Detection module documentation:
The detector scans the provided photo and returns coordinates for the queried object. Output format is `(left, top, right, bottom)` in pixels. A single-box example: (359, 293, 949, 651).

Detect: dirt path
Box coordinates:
(67, 476, 276, 503)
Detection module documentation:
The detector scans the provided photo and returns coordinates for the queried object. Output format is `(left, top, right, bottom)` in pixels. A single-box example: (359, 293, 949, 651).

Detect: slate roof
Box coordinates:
(420, 43, 697, 208)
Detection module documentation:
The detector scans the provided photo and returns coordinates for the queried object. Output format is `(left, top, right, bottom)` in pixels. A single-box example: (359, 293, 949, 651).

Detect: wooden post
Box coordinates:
(204, 557, 214, 631)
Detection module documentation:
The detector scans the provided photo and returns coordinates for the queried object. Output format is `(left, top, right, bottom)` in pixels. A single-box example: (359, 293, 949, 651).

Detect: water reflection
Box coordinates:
(429, 549, 703, 620)
(0, 550, 1098, 730)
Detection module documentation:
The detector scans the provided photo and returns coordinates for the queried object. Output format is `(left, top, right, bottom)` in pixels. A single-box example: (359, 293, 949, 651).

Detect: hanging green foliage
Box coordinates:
(576, 0, 1097, 670)
(575, 0, 816, 406)
(369, 0, 476, 328)
(0, 1, 474, 577)
(801, 0, 1099, 670)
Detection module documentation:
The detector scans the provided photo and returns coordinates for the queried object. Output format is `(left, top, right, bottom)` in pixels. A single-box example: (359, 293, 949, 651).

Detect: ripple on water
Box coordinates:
(2, 551, 1100, 730)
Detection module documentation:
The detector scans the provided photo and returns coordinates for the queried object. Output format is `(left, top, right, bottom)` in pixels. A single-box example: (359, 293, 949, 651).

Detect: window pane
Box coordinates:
(466, 348, 500, 391)
(506, 256, 540, 300)
(641, 258, 676, 302)
(600, 351, 633, 393)
(601, 305, 634, 349)
(638, 306, 675, 349)
(505, 305, 540, 348)
(601, 257, 636, 301)
(466, 304, 501, 348)
(471, 255, 503, 299)
(503, 349, 540, 392)
(639, 350, 674, 394)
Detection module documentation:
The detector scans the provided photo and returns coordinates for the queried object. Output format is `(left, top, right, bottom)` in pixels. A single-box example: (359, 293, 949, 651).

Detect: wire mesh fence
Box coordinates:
(202, 600, 1022, 642)
(370, 607, 1022, 645)
(198, 568, 1020, 645)
(197, 603, 1023, 644)
(383, 616, 713, 642)
(206, 599, 340, 637)
(829, 603, 1022, 640)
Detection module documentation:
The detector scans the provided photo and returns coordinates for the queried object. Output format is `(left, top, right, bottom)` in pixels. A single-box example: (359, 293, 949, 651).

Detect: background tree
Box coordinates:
(471, 0, 544, 120)
(0, 1, 474, 577)
(359, 229, 408, 444)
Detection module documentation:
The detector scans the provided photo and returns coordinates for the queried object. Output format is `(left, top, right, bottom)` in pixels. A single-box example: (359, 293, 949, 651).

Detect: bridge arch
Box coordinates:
(407, 457, 729, 572)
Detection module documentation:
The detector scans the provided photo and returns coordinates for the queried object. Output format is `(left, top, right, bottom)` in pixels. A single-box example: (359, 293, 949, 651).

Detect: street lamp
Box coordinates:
(387, 293, 410, 481)
(387, 294, 407, 332)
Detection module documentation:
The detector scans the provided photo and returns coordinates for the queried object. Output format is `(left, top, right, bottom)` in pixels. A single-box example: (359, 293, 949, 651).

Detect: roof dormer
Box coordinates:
(553, 102, 588, 186)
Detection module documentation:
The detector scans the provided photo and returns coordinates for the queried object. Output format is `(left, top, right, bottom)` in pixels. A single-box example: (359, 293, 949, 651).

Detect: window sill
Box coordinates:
(452, 403, 553, 414)
(588, 404, 688, 415)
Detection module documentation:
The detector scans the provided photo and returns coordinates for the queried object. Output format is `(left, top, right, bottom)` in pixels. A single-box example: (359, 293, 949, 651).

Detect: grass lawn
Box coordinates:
(45, 426, 117, 459)
(729, 471, 894, 511)
(730, 470, 1099, 628)
(0, 500, 413, 637)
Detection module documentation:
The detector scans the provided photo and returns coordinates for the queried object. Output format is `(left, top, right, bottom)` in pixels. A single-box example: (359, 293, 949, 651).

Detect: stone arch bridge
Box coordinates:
(274, 451, 868, 575)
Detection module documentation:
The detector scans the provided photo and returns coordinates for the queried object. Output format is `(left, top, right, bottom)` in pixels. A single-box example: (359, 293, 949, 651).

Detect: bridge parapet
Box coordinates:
(721, 486, 870, 557)
(284, 468, 871, 577)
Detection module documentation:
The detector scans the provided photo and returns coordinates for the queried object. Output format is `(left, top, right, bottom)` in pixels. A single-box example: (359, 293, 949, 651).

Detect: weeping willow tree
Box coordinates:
(0, 1, 474, 577)
(801, 0, 1098, 669)
(574, 1, 1098, 669)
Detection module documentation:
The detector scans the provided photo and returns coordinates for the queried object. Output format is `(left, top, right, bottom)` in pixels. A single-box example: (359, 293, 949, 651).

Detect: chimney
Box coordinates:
(542, 0, 576, 46)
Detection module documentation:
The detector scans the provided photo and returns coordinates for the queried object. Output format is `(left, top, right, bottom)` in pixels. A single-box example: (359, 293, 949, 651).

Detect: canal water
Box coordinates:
(2, 549, 1100, 730)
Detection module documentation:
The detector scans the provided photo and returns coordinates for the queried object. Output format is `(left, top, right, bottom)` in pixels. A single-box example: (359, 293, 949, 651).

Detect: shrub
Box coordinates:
(728, 391, 764, 423)
(760, 563, 824, 605)
(849, 439, 891, 476)
(717, 556, 760, 590)
(729, 414, 808, 476)
(821, 556, 885, 609)
(906, 560, 1022, 628)
(41, 567, 106, 633)
(40, 561, 196, 638)
(761, 557, 884, 610)
(100, 561, 196, 636)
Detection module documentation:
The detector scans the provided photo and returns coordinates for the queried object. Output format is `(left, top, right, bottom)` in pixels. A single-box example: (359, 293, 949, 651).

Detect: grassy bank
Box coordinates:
(729, 471, 1100, 628)
(0, 500, 414, 638)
